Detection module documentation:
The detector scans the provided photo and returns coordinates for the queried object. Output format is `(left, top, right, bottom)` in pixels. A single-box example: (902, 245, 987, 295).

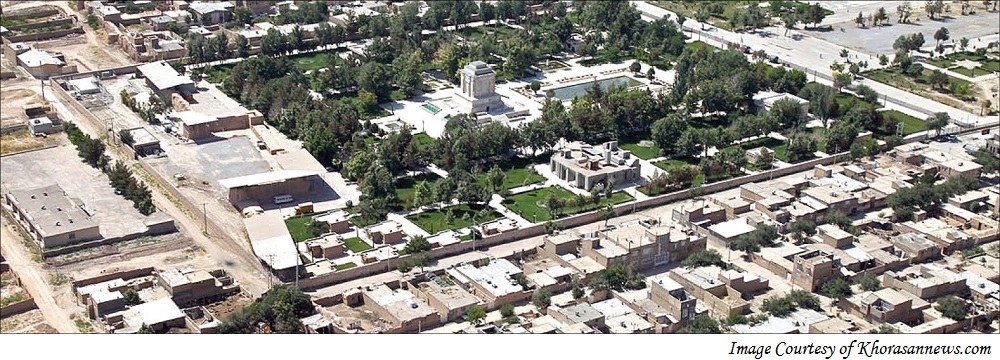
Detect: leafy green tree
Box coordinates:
(926, 112, 950, 136)
(589, 264, 645, 291)
(651, 113, 688, 155)
(682, 249, 724, 268)
(971, 149, 1000, 173)
(357, 61, 393, 101)
(532, 289, 552, 308)
(820, 278, 853, 298)
(400, 236, 431, 255)
(219, 285, 314, 333)
(500, 304, 515, 318)
(677, 314, 721, 333)
(928, 70, 949, 89)
(854, 272, 883, 291)
(466, 306, 486, 323)
(935, 296, 968, 321)
(137, 324, 155, 334)
(786, 132, 817, 163)
(123, 288, 141, 306)
(925, 0, 945, 20)
(572, 286, 585, 299)
(869, 324, 898, 334)
(788, 219, 818, 241)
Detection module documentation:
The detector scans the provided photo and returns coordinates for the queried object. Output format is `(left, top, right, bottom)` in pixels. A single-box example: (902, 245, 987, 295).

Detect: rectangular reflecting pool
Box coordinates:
(549, 75, 640, 101)
(422, 103, 441, 114)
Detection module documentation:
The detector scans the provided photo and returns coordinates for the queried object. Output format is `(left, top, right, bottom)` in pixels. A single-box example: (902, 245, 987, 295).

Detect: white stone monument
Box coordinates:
(455, 61, 504, 114)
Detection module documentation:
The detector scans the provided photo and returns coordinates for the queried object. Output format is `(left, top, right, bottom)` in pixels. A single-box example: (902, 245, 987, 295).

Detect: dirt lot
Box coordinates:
(0, 129, 58, 155)
(0, 309, 56, 333)
(0, 86, 44, 128)
(204, 293, 253, 321)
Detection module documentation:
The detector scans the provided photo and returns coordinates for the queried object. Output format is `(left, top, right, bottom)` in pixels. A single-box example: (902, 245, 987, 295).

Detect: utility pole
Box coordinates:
(202, 202, 208, 234)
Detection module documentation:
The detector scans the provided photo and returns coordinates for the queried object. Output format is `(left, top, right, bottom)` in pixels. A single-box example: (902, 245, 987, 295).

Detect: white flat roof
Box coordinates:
(244, 212, 301, 270)
(125, 298, 184, 327)
(189, 1, 234, 14)
(219, 170, 320, 189)
(137, 61, 193, 90)
(708, 217, 756, 239)
(68, 77, 100, 92)
(170, 111, 217, 126)
(591, 298, 633, 318)
(17, 49, 63, 67)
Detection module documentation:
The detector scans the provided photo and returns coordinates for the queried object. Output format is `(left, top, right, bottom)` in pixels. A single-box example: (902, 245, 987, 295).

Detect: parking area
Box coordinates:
(806, 11, 999, 55)
(0, 144, 164, 238)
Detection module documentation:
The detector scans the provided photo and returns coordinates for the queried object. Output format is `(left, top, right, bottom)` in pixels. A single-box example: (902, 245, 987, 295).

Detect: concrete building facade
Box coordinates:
(454, 61, 504, 114)
(550, 141, 640, 190)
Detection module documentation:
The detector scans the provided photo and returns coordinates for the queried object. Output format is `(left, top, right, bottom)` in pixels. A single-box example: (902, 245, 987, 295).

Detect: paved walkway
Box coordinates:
(489, 194, 532, 226)
(386, 212, 430, 238)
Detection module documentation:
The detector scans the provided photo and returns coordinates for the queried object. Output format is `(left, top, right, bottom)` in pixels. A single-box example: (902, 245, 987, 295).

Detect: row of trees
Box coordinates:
(886, 173, 979, 220)
(65, 123, 155, 215)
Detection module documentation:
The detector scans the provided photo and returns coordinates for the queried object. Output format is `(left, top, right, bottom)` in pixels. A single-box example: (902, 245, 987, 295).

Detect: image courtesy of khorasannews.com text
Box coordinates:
(0, 0, 997, 359)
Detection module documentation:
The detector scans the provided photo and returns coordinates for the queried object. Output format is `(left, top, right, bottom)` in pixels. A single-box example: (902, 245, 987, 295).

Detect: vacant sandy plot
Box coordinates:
(0, 129, 59, 155)
(0, 309, 55, 334)
(0, 87, 43, 127)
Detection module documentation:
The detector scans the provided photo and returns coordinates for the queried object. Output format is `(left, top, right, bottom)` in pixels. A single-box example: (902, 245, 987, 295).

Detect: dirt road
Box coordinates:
(0, 221, 78, 333)
(6, 1, 133, 70)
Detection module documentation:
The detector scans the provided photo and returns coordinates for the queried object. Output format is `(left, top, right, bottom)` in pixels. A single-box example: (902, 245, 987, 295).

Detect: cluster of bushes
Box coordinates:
(119, 90, 166, 125)
(219, 285, 315, 334)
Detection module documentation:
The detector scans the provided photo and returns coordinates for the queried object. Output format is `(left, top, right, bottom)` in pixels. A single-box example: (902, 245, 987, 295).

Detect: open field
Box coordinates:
(503, 186, 633, 222)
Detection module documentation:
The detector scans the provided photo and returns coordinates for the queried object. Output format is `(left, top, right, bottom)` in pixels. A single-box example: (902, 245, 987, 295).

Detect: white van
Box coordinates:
(273, 194, 294, 205)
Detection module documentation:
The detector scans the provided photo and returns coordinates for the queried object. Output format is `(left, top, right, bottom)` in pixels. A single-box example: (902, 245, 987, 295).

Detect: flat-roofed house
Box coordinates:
(157, 267, 240, 306)
(550, 141, 640, 190)
(450, 259, 528, 309)
(4, 184, 101, 248)
(843, 288, 926, 325)
(189, 1, 234, 25)
(361, 283, 439, 333)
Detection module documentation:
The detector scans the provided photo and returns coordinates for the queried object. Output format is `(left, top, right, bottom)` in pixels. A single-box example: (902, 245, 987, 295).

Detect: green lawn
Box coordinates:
(864, 68, 970, 94)
(923, 52, 1000, 77)
(879, 110, 925, 136)
(456, 23, 519, 41)
(291, 51, 339, 72)
(771, 144, 789, 162)
(396, 173, 442, 206)
(654, 157, 700, 171)
(413, 133, 435, 153)
(619, 138, 662, 160)
(335, 262, 358, 270)
(834, 92, 864, 110)
(342, 237, 372, 253)
(476, 157, 545, 192)
(405, 204, 502, 234)
(503, 186, 634, 222)
(202, 64, 234, 84)
(285, 215, 316, 243)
